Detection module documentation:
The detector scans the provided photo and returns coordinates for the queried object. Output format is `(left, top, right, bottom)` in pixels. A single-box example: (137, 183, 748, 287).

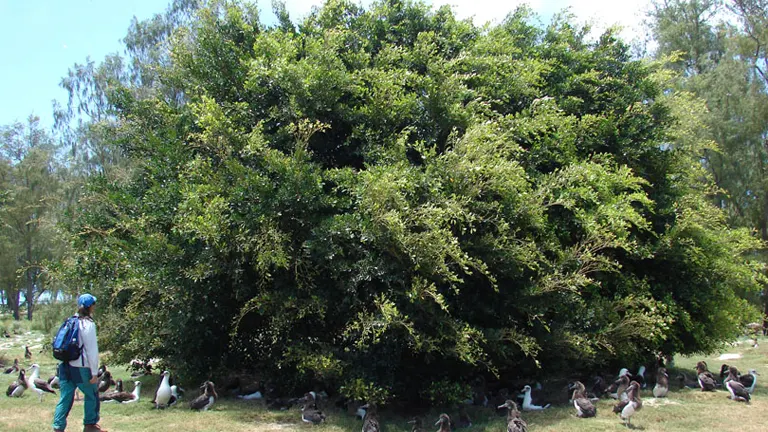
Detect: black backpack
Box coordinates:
(52, 315, 82, 362)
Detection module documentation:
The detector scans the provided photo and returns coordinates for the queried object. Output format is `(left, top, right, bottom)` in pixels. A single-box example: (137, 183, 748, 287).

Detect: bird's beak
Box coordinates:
(497, 404, 506, 409)
(435, 419, 441, 426)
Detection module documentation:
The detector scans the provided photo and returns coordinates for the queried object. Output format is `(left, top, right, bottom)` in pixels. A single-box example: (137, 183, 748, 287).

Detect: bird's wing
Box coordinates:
(575, 397, 594, 413)
(189, 394, 207, 410)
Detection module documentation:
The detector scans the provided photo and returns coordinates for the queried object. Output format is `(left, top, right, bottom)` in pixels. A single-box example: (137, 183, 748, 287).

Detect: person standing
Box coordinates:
(52, 293, 108, 432)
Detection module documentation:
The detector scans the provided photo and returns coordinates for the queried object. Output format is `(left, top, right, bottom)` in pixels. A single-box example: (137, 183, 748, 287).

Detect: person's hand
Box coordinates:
(89, 376, 99, 384)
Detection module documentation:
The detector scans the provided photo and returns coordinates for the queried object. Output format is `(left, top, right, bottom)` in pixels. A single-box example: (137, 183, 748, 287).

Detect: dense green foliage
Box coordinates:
(0, 117, 64, 319)
(44, 0, 765, 403)
(649, 0, 768, 317)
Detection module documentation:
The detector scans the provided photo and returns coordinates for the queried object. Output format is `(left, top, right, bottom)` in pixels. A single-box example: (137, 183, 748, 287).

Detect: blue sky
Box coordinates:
(0, 0, 651, 132)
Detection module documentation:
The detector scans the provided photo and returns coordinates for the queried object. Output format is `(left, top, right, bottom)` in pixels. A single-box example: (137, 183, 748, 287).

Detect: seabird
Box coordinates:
(742, 369, 759, 394)
(169, 385, 183, 406)
(613, 381, 642, 428)
(519, 385, 550, 410)
(435, 413, 452, 432)
(129, 359, 153, 377)
(47, 374, 60, 389)
(360, 402, 380, 432)
(653, 367, 669, 398)
(6, 369, 28, 397)
(153, 371, 173, 408)
(101, 379, 124, 400)
(725, 373, 751, 403)
(498, 400, 528, 432)
(190, 381, 217, 411)
(24, 346, 32, 360)
(98, 370, 113, 393)
(237, 389, 263, 400)
(695, 361, 717, 391)
(407, 417, 426, 432)
(4, 358, 19, 374)
(103, 381, 142, 403)
(27, 364, 57, 401)
(611, 375, 631, 401)
(300, 392, 327, 424)
(719, 364, 730, 382)
(97, 364, 107, 379)
(590, 376, 610, 399)
(569, 381, 596, 418)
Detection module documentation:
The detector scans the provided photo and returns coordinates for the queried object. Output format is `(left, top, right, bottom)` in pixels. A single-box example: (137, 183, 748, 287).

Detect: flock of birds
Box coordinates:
(1, 345, 762, 431)
(1, 347, 217, 411)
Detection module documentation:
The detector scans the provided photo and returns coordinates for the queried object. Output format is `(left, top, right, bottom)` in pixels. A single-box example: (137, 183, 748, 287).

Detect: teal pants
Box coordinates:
(52, 363, 100, 430)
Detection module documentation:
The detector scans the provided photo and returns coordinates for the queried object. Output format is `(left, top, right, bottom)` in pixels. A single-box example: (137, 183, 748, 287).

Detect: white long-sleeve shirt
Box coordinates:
(68, 316, 99, 377)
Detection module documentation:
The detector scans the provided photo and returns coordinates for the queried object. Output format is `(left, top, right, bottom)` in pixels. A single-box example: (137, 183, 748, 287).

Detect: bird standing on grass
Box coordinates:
(653, 367, 669, 398)
(153, 370, 172, 408)
(614, 381, 642, 428)
(189, 381, 218, 411)
(435, 413, 452, 432)
(569, 381, 596, 418)
(360, 402, 380, 432)
(28, 364, 56, 401)
(498, 400, 527, 432)
(6, 369, 28, 397)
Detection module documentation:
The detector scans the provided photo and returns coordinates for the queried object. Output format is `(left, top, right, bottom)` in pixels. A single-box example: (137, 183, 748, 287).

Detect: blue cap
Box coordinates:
(78, 294, 97, 308)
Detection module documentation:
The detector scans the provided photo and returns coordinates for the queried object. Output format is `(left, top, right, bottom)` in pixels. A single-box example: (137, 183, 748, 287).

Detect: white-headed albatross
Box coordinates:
(27, 364, 56, 401)
(153, 370, 172, 409)
(519, 385, 550, 410)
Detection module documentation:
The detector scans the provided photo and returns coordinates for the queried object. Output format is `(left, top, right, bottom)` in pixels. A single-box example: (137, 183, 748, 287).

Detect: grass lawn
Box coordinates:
(1, 323, 766, 432)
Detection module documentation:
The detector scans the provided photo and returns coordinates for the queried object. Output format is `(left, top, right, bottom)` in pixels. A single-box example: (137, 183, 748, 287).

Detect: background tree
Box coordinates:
(0, 116, 62, 319)
(648, 0, 768, 320)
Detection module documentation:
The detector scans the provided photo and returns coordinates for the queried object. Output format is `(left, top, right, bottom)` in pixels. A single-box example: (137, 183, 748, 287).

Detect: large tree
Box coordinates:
(64, 0, 762, 402)
(0, 116, 61, 319)
(649, 0, 768, 320)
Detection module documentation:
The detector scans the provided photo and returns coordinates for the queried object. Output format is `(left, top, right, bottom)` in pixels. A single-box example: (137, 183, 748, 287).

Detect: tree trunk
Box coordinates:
(25, 268, 35, 320)
(7, 284, 20, 321)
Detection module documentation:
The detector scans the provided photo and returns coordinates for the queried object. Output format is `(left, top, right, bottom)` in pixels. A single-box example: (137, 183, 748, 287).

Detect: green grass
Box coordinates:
(1, 330, 766, 431)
